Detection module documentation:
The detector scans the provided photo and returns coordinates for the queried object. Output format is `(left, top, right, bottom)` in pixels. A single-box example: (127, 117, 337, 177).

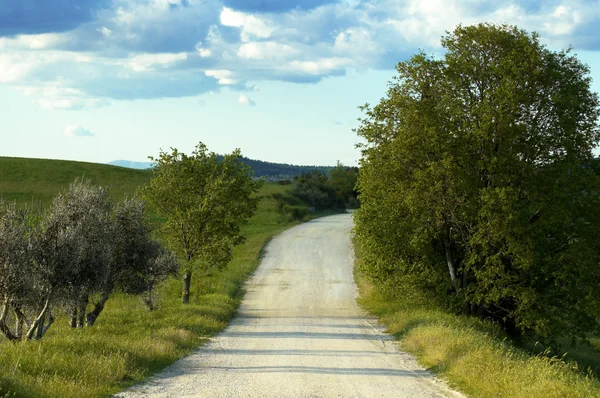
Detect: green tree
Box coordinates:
(291, 171, 341, 211)
(355, 23, 600, 342)
(142, 142, 262, 304)
(329, 161, 359, 208)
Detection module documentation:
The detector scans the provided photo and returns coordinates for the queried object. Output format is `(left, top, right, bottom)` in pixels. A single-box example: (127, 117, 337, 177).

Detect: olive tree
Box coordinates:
(0, 203, 41, 340)
(36, 179, 114, 329)
(86, 197, 178, 322)
(355, 23, 600, 342)
(142, 142, 262, 304)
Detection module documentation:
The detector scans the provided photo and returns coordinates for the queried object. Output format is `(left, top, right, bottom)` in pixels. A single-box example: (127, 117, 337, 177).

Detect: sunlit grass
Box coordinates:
(354, 242, 600, 398)
(0, 173, 335, 397)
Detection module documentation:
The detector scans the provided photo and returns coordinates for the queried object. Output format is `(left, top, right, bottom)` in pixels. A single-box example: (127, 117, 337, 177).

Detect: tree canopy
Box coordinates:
(142, 142, 262, 304)
(354, 23, 600, 342)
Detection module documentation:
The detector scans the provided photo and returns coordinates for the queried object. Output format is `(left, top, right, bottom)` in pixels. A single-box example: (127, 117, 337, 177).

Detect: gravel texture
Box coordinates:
(115, 213, 464, 398)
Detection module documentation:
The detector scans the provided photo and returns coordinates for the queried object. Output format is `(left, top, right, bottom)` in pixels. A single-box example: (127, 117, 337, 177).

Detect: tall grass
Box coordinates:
(354, 242, 600, 398)
(0, 176, 331, 397)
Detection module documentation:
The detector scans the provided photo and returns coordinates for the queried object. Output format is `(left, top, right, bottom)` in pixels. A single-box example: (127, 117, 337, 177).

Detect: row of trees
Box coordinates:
(354, 23, 600, 343)
(0, 142, 264, 341)
(291, 162, 359, 211)
(0, 179, 178, 341)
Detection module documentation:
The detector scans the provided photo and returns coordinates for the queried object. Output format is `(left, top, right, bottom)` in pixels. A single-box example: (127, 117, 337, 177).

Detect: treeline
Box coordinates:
(0, 179, 177, 341)
(272, 162, 359, 220)
(355, 24, 600, 344)
(238, 157, 333, 180)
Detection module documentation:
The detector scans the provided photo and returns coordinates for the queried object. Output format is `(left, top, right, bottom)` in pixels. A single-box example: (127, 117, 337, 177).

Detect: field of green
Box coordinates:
(0, 157, 335, 398)
(0, 157, 152, 208)
(354, 242, 600, 398)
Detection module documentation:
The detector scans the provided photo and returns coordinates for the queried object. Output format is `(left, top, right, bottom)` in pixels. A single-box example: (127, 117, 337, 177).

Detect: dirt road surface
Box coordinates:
(116, 213, 464, 398)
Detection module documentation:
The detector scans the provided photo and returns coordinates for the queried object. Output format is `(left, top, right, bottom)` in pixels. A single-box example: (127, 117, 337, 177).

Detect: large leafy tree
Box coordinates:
(355, 23, 600, 342)
(142, 142, 262, 304)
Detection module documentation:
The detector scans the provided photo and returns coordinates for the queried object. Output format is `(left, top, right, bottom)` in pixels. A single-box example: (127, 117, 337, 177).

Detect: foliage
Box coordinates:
(236, 157, 332, 180)
(291, 171, 344, 211)
(142, 142, 263, 303)
(0, 179, 176, 340)
(354, 23, 600, 342)
(0, 182, 333, 398)
(329, 161, 359, 208)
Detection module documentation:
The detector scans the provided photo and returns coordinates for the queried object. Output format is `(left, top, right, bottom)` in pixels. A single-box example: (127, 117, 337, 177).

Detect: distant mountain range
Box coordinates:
(108, 158, 334, 180)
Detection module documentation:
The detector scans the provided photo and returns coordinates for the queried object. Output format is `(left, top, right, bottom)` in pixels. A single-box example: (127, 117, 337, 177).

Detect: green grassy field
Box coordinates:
(0, 157, 335, 398)
(0, 157, 152, 208)
(353, 242, 600, 398)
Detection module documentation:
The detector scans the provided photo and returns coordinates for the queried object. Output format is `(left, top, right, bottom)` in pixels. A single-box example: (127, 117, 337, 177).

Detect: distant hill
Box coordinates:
(0, 157, 151, 208)
(108, 160, 155, 169)
(108, 157, 333, 180)
(240, 158, 333, 180)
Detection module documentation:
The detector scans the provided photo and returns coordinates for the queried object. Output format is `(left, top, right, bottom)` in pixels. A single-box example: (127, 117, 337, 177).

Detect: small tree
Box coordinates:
(292, 171, 341, 210)
(329, 161, 359, 208)
(87, 197, 178, 320)
(0, 203, 40, 340)
(142, 142, 262, 304)
(38, 179, 114, 328)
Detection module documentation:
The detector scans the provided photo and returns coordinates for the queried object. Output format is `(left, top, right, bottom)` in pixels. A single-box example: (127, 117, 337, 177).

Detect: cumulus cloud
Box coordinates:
(64, 124, 94, 137)
(205, 69, 238, 85)
(1, 0, 599, 107)
(124, 52, 188, 72)
(221, 0, 337, 13)
(237, 94, 256, 106)
(220, 7, 274, 41)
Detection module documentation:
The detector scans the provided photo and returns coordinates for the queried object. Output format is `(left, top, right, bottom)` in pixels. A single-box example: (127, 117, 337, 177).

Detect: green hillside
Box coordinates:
(0, 157, 152, 208)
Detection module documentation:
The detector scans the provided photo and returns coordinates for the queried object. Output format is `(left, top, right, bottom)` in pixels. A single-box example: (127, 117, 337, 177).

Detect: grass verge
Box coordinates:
(0, 182, 338, 398)
(353, 241, 600, 398)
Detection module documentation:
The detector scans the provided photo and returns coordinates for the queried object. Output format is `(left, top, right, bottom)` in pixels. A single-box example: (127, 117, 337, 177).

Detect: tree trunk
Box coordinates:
(0, 299, 17, 341)
(41, 309, 54, 337)
(442, 230, 459, 293)
(14, 306, 27, 340)
(182, 270, 192, 304)
(35, 311, 46, 340)
(77, 296, 87, 328)
(70, 305, 77, 328)
(26, 297, 51, 340)
(86, 291, 110, 327)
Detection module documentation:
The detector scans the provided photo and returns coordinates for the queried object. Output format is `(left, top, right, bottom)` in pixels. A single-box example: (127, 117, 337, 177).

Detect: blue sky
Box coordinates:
(1, 0, 600, 166)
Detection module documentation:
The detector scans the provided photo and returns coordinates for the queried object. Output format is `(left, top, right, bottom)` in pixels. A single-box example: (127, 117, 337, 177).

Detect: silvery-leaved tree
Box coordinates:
(36, 178, 114, 329)
(142, 142, 263, 304)
(0, 203, 41, 340)
(86, 197, 178, 322)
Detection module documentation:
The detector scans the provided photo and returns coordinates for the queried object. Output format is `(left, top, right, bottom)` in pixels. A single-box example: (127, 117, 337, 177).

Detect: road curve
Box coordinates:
(116, 213, 464, 398)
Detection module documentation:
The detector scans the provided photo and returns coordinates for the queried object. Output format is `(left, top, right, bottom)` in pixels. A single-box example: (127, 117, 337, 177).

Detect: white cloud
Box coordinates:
(98, 26, 113, 37)
(124, 52, 188, 72)
(205, 69, 238, 84)
(0, 54, 38, 83)
(64, 124, 95, 137)
(543, 5, 582, 36)
(16, 84, 110, 111)
(237, 41, 299, 59)
(220, 7, 274, 41)
(238, 94, 256, 106)
(0, 33, 65, 50)
(285, 57, 351, 75)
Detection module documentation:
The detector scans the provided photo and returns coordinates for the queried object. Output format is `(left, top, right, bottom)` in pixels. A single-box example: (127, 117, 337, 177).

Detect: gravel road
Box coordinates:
(116, 213, 464, 398)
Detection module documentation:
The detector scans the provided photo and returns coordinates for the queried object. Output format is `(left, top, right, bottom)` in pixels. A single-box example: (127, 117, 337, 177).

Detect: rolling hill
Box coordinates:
(108, 157, 334, 180)
(0, 157, 152, 208)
